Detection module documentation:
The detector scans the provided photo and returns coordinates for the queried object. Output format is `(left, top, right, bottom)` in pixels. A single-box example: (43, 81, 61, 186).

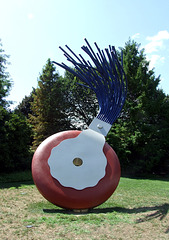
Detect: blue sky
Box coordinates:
(1, 0, 169, 108)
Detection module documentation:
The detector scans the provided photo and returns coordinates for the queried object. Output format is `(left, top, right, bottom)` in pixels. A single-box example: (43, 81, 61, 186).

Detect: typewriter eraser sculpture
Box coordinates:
(32, 39, 127, 210)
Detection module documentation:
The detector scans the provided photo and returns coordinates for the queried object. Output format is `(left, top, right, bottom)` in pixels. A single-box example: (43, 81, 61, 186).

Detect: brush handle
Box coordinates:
(89, 117, 112, 136)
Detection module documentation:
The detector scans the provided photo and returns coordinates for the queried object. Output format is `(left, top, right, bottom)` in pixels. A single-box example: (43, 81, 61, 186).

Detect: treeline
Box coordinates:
(0, 39, 169, 175)
(0, 40, 32, 172)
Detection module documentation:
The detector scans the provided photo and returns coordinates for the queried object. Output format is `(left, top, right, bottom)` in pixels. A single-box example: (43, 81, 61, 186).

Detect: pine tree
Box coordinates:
(30, 59, 70, 149)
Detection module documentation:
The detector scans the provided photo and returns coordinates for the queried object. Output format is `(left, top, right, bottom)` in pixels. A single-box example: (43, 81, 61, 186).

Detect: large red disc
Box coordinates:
(32, 130, 121, 210)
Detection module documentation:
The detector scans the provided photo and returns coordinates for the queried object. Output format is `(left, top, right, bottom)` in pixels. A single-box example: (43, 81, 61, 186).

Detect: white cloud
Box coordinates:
(143, 30, 169, 70)
(146, 30, 169, 42)
(27, 13, 34, 20)
(144, 40, 163, 54)
(144, 30, 169, 54)
(147, 54, 165, 70)
(131, 33, 140, 40)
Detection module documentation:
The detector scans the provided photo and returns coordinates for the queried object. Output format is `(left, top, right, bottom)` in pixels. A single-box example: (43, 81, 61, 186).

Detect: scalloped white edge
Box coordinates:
(48, 129, 107, 190)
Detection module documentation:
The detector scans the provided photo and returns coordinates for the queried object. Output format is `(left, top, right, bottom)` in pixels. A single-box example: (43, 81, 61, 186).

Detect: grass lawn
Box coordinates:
(0, 171, 169, 239)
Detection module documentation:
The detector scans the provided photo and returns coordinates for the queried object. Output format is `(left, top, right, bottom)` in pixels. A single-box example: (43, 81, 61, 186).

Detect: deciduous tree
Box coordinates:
(63, 70, 98, 129)
(0, 107, 32, 172)
(0, 40, 32, 172)
(0, 39, 12, 107)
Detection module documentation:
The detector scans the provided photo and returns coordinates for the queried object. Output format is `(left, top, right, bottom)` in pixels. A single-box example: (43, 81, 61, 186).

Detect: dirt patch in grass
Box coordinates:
(0, 178, 169, 239)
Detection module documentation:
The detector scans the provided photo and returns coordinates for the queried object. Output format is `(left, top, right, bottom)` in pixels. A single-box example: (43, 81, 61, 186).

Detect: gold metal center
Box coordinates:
(73, 158, 83, 167)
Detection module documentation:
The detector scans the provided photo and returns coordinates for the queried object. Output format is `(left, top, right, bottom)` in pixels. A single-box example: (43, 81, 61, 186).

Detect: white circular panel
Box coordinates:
(48, 129, 107, 190)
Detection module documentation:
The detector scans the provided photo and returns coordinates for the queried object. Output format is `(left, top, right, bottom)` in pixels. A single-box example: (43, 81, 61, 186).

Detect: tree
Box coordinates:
(0, 39, 12, 107)
(63, 70, 99, 129)
(29, 59, 71, 149)
(15, 88, 35, 118)
(107, 39, 169, 175)
(0, 107, 32, 172)
(0, 39, 32, 172)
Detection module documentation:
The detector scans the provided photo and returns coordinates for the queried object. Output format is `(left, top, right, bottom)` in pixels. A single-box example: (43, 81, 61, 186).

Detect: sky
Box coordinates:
(0, 0, 169, 109)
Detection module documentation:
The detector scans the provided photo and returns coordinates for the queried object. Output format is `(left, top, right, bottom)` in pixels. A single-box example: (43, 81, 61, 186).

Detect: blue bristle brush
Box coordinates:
(53, 38, 127, 135)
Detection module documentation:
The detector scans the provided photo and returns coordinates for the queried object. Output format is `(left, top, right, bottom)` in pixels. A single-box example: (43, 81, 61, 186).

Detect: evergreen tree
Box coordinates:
(107, 39, 169, 175)
(15, 88, 35, 118)
(29, 59, 70, 149)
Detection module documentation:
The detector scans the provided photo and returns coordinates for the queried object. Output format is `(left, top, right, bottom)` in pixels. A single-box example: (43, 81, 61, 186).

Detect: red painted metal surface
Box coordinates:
(32, 130, 121, 210)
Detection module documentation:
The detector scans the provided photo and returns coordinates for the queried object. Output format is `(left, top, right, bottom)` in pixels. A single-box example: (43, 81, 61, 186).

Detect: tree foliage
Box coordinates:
(0, 39, 32, 173)
(107, 39, 169, 175)
(0, 107, 32, 172)
(15, 88, 35, 118)
(0, 39, 12, 107)
(63, 70, 99, 129)
(29, 59, 71, 149)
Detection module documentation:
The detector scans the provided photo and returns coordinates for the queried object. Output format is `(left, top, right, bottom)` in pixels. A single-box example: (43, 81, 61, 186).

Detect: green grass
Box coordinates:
(26, 177, 169, 231)
(17, 174, 169, 225)
(0, 171, 169, 239)
(0, 170, 33, 183)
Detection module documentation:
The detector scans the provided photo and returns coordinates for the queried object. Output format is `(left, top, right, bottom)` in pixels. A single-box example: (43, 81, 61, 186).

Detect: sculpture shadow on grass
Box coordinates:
(43, 203, 169, 233)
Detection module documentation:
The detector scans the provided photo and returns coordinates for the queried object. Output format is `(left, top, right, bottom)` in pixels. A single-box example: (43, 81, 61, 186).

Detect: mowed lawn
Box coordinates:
(0, 171, 169, 240)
